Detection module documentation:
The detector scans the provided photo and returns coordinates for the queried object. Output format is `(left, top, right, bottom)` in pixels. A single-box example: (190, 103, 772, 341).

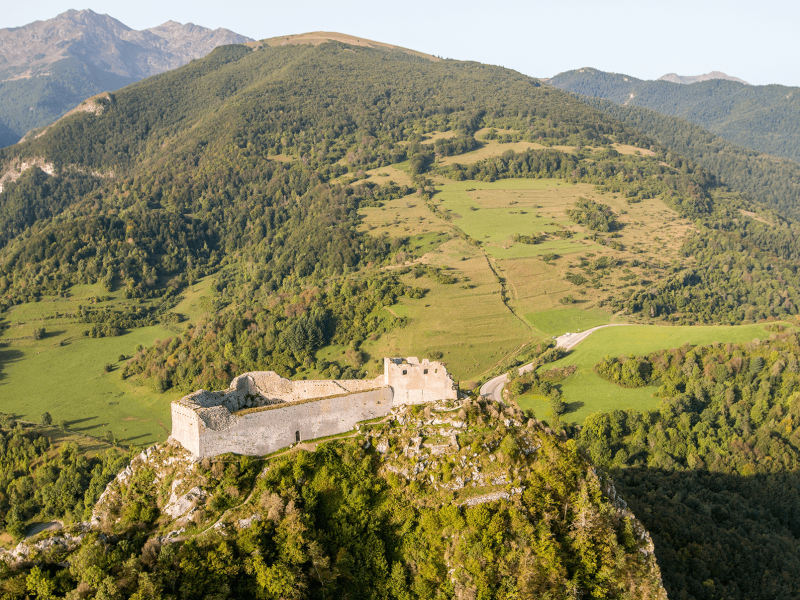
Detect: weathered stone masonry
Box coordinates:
(171, 357, 457, 457)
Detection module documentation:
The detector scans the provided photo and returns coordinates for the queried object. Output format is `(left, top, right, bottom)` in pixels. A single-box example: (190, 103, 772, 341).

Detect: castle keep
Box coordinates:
(170, 357, 457, 457)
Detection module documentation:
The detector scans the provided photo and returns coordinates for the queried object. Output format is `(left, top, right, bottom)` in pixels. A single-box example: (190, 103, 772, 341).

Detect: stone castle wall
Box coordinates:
(230, 371, 384, 402)
(194, 387, 393, 457)
(170, 357, 458, 458)
(385, 357, 458, 405)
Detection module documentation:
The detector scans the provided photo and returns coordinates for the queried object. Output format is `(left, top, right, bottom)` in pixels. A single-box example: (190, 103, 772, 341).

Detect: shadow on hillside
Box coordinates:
(70, 418, 105, 432)
(0, 347, 23, 384)
(614, 466, 800, 600)
(120, 434, 154, 445)
(563, 401, 584, 414)
(67, 416, 99, 428)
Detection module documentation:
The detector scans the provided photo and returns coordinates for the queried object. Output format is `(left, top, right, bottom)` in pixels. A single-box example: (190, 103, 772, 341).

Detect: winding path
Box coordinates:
(479, 324, 630, 403)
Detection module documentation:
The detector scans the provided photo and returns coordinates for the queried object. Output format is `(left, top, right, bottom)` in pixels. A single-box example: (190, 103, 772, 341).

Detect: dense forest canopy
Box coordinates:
(581, 329, 800, 599)
(548, 68, 800, 162)
(576, 97, 800, 221)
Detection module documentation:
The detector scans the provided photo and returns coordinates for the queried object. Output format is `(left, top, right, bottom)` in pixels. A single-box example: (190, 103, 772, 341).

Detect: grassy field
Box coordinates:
(358, 194, 451, 239)
(515, 322, 783, 424)
(354, 176, 701, 382)
(434, 179, 601, 260)
(361, 237, 534, 383)
(525, 307, 613, 336)
(0, 279, 213, 445)
(430, 177, 692, 319)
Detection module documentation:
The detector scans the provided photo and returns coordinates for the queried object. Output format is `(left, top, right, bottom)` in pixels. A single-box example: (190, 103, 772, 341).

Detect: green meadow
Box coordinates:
(524, 307, 614, 336)
(516, 322, 782, 423)
(433, 179, 602, 259)
(0, 279, 213, 445)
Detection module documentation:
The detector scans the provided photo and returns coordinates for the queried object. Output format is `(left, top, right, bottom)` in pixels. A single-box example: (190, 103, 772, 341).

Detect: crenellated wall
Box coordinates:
(170, 357, 457, 457)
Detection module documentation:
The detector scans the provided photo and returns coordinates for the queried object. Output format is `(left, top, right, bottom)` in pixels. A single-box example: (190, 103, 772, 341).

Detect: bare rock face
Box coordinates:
(0, 10, 251, 81)
(0, 9, 252, 146)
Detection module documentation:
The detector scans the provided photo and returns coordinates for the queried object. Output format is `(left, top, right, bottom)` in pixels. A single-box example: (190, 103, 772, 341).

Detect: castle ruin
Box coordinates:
(170, 357, 457, 457)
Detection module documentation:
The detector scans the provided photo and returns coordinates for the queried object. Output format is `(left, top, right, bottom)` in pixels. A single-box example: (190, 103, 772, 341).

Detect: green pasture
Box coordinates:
(525, 307, 613, 336)
(362, 238, 533, 382)
(517, 322, 783, 424)
(0, 279, 214, 445)
(434, 179, 602, 259)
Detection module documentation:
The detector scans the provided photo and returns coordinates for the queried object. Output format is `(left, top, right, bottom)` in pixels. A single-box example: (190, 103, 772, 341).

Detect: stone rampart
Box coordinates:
(194, 387, 393, 457)
(230, 371, 384, 402)
(170, 357, 458, 457)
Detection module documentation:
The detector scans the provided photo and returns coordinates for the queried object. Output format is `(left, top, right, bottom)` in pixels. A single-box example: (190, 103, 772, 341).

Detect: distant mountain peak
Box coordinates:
(0, 10, 252, 81)
(658, 71, 749, 85)
(0, 10, 252, 147)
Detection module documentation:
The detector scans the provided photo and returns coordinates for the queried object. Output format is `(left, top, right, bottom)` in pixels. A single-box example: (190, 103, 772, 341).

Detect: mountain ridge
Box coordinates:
(0, 9, 251, 147)
(548, 66, 800, 161)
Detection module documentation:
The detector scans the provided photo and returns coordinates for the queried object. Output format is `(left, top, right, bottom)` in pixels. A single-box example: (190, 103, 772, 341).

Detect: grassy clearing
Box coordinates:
(437, 140, 551, 166)
(523, 323, 781, 424)
(434, 180, 602, 259)
(358, 194, 450, 239)
(610, 144, 656, 156)
(525, 308, 613, 336)
(0, 280, 213, 445)
(430, 178, 693, 318)
(356, 177, 696, 381)
(357, 165, 416, 187)
(361, 237, 533, 381)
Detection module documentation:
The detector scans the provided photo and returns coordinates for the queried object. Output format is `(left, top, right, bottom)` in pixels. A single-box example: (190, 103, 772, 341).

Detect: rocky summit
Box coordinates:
(0, 9, 251, 147)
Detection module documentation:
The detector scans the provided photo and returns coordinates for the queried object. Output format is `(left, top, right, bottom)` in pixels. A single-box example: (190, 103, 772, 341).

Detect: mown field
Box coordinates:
(516, 322, 787, 423)
(0, 279, 213, 445)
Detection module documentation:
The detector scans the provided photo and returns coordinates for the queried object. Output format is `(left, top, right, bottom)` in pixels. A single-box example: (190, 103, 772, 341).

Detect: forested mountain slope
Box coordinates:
(0, 9, 251, 147)
(3, 39, 800, 396)
(548, 67, 800, 162)
(577, 97, 800, 220)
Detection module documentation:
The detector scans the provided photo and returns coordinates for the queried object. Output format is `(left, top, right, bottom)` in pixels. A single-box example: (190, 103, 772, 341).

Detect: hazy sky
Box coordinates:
(3, 0, 799, 87)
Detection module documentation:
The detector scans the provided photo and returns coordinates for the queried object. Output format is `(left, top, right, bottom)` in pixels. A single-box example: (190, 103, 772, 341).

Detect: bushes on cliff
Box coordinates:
(0, 418, 126, 538)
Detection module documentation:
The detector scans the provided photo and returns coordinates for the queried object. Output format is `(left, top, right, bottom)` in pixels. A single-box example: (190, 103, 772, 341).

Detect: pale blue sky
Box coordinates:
(3, 0, 798, 86)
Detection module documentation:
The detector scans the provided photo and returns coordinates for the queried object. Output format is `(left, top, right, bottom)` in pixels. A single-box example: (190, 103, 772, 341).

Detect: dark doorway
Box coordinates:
(295, 431, 300, 443)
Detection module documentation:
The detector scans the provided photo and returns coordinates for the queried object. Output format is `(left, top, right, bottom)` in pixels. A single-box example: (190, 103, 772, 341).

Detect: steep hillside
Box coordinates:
(0, 9, 251, 146)
(548, 67, 800, 162)
(0, 401, 668, 599)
